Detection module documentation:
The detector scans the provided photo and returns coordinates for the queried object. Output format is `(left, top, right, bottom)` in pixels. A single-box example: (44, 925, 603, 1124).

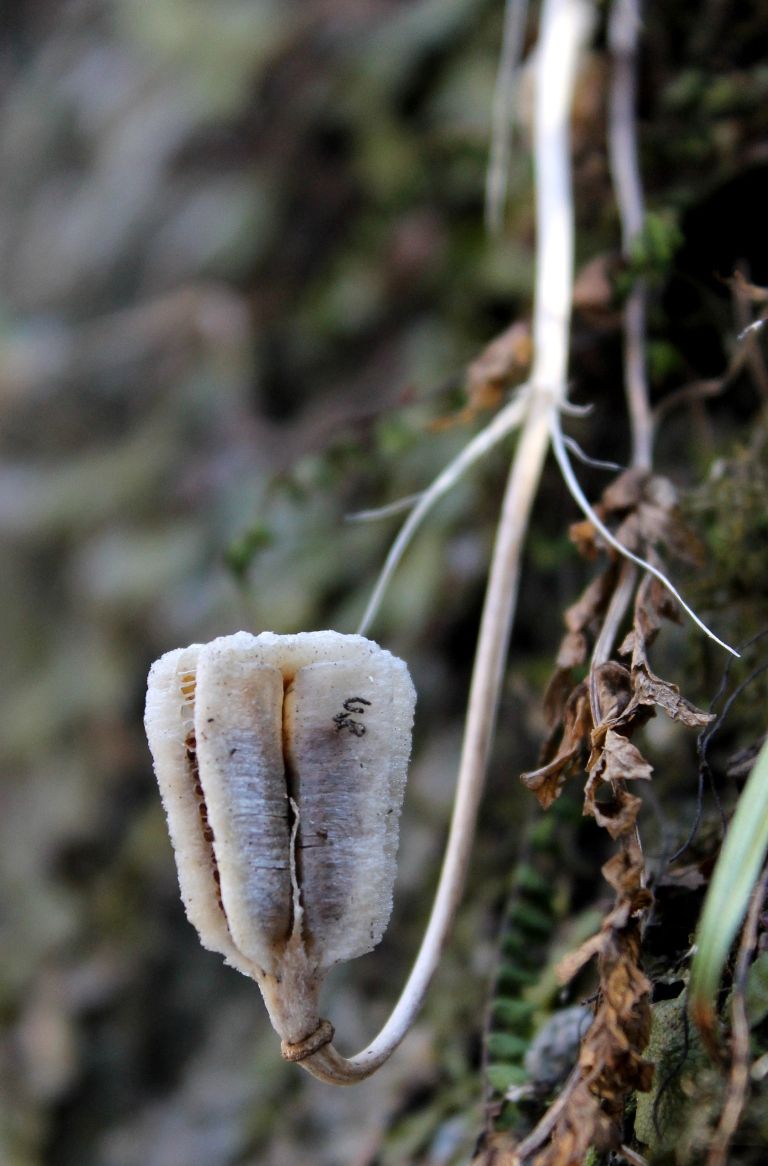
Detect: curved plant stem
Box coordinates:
(549, 410, 739, 657)
(304, 389, 556, 1085)
(356, 389, 529, 637)
(299, 0, 590, 1085)
(609, 0, 653, 469)
(485, 0, 529, 233)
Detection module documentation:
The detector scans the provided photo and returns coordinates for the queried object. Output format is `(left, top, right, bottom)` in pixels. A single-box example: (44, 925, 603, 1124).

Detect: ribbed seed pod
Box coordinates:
(145, 630, 416, 1049)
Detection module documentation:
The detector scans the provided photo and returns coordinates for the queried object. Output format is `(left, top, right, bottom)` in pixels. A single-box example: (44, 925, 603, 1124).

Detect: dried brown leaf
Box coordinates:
(594, 730, 653, 785)
(432, 322, 531, 430)
(601, 848, 652, 906)
(521, 685, 592, 807)
(631, 664, 713, 727)
(587, 787, 643, 839)
(543, 666, 578, 730)
(568, 517, 601, 558)
(472, 1135, 519, 1166)
(591, 661, 633, 723)
(541, 569, 620, 727)
(601, 468, 648, 513)
(532, 1083, 614, 1166)
(614, 510, 642, 554)
(523, 829, 653, 1165)
(573, 252, 620, 316)
(556, 629, 589, 669)
(569, 471, 703, 576)
(520, 747, 583, 808)
(637, 500, 704, 566)
(466, 322, 531, 402)
(564, 567, 618, 634)
(557, 932, 605, 985)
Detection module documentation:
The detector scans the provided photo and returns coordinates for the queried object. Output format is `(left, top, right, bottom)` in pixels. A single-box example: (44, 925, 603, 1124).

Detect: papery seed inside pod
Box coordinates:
(194, 648, 292, 972)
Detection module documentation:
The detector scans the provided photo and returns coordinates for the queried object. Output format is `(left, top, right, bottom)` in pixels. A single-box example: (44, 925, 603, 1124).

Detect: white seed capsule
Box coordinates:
(145, 630, 416, 1048)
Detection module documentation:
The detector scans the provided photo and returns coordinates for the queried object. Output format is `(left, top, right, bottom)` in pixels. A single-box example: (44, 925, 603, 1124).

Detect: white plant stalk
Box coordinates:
(609, 0, 653, 470)
(146, 0, 594, 1087)
(301, 0, 593, 1086)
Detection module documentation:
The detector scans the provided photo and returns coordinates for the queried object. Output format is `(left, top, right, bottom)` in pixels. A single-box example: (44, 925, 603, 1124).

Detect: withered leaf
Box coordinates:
(532, 1085, 616, 1165)
(520, 747, 582, 808)
(543, 666, 579, 730)
(433, 323, 531, 430)
(587, 787, 643, 839)
(573, 252, 620, 317)
(568, 517, 601, 559)
(556, 629, 588, 669)
(614, 510, 642, 554)
(530, 828, 652, 1166)
(591, 661, 633, 723)
(632, 665, 713, 727)
(591, 729, 653, 786)
(466, 322, 531, 403)
(521, 685, 592, 808)
(557, 932, 605, 985)
(601, 468, 648, 512)
(601, 847, 651, 902)
(620, 575, 682, 662)
(564, 566, 618, 634)
(655, 862, 708, 891)
(569, 470, 703, 576)
(636, 500, 704, 566)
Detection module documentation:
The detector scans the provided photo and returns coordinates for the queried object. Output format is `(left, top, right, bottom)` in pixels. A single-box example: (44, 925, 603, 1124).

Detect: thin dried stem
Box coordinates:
(732, 265, 768, 401)
(346, 492, 425, 522)
(620, 1146, 650, 1166)
(591, 561, 637, 674)
(562, 434, 622, 472)
(510, 1066, 585, 1161)
(608, 0, 653, 470)
(300, 0, 590, 1084)
(356, 389, 529, 637)
(549, 409, 739, 657)
(485, 0, 529, 233)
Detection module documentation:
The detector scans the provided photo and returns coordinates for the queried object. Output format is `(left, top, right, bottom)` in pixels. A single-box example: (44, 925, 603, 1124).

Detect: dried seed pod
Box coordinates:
(145, 630, 416, 1051)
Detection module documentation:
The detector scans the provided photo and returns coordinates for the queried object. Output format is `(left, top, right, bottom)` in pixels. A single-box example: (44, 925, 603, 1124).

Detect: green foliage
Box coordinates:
(616, 211, 684, 297)
(482, 795, 585, 1136)
(746, 951, 768, 1029)
(224, 522, 274, 581)
(689, 736, 768, 1033)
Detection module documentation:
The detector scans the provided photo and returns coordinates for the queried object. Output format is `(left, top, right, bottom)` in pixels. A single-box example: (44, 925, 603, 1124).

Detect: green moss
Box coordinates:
(634, 996, 723, 1163)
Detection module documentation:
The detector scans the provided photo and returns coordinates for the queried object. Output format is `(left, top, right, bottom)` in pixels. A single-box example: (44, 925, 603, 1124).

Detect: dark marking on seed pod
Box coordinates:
(332, 696, 372, 736)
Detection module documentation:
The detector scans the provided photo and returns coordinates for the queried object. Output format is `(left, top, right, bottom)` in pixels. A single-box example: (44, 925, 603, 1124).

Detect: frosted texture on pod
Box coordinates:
(145, 644, 248, 972)
(284, 655, 412, 966)
(194, 647, 292, 972)
(145, 631, 416, 988)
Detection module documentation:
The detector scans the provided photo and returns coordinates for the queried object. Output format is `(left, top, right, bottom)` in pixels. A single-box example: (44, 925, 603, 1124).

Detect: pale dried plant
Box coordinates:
(340, 0, 735, 1088)
(147, 0, 742, 1092)
(292, 0, 738, 1085)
